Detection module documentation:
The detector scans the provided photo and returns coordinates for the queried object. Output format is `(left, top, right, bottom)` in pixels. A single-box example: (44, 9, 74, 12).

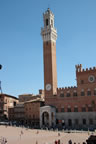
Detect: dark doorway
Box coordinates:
(42, 112, 49, 127)
(68, 119, 72, 127)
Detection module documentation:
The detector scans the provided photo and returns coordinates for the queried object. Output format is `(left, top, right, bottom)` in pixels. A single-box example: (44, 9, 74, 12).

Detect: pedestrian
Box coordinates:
(21, 130, 23, 135)
(68, 139, 72, 144)
(58, 133, 60, 136)
(5, 138, 7, 144)
(55, 140, 58, 144)
(36, 130, 39, 134)
(58, 139, 60, 144)
(36, 141, 38, 144)
(20, 134, 21, 140)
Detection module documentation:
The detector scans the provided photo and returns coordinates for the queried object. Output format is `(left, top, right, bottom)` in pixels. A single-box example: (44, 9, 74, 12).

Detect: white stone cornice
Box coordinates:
(41, 27, 57, 42)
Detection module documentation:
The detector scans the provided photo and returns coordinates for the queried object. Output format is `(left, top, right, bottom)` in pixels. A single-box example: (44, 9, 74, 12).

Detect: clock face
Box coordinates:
(88, 75, 95, 83)
(46, 84, 51, 91)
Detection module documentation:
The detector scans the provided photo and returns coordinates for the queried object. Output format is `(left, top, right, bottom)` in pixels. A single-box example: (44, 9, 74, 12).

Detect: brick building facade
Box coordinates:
(0, 93, 18, 120)
(19, 90, 44, 102)
(24, 98, 44, 127)
(40, 8, 96, 130)
(8, 90, 44, 125)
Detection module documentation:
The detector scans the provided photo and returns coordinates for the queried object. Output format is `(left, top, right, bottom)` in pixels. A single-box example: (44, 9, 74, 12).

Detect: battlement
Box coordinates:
(75, 64, 82, 72)
(57, 86, 77, 92)
(75, 64, 96, 73)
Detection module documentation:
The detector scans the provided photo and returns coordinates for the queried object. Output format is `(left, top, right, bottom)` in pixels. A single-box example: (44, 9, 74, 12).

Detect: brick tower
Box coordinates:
(41, 8, 57, 103)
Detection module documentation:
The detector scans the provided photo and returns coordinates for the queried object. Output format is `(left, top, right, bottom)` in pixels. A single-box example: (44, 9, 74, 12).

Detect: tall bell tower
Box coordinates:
(41, 8, 57, 102)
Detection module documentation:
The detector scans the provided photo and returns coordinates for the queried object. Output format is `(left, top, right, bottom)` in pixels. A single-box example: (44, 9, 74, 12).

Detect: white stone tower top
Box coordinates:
(41, 8, 57, 42)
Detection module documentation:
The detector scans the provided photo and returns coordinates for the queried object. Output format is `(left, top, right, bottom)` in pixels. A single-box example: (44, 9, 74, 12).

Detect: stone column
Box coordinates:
(40, 110, 42, 128)
(49, 112, 52, 128)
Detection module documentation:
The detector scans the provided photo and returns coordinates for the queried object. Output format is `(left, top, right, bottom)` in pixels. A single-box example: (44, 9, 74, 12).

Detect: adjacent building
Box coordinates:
(19, 89, 44, 102)
(24, 98, 44, 127)
(8, 90, 44, 125)
(0, 93, 18, 120)
(9, 102, 25, 125)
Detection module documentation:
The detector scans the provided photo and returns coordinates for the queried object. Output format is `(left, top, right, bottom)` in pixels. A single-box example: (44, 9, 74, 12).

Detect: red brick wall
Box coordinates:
(45, 67, 96, 113)
(43, 41, 57, 100)
(24, 101, 41, 120)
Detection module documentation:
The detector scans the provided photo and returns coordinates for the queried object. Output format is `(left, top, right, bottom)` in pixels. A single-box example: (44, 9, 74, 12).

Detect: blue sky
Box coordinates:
(0, 0, 96, 97)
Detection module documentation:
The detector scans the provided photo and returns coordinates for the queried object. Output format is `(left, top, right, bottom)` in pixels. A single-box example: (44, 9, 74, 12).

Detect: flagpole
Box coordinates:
(0, 65, 2, 94)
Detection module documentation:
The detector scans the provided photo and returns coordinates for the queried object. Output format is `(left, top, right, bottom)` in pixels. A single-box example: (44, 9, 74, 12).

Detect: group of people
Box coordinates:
(0, 137, 7, 144)
(35, 139, 86, 144)
(54, 140, 86, 144)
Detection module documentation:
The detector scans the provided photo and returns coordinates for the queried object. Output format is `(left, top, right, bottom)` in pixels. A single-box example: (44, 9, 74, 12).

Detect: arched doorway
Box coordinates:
(40, 106, 56, 128)
(42, 112, 49, 127)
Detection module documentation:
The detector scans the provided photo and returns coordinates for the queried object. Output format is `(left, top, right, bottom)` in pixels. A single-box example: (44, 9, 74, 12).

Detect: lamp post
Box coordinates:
(0, 64, 2, 70)
(0, 65, 2, 93)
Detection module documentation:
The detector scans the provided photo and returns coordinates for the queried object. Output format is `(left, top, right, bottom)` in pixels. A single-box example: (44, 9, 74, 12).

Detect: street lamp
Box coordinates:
(0, 65, 2, 93)
(0, 64, 2, 70)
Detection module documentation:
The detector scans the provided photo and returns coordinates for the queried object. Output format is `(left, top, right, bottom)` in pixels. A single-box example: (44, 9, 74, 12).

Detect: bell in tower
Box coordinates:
(43, 8, 54, 28)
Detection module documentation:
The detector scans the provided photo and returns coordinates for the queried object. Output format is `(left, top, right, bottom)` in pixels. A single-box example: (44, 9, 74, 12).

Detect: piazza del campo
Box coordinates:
(0, 8, 96, 144)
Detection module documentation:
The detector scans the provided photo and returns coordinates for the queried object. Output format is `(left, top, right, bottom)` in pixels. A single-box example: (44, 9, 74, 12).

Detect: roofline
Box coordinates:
(0, 93, 18, 100)
(24, 98, 44, 104)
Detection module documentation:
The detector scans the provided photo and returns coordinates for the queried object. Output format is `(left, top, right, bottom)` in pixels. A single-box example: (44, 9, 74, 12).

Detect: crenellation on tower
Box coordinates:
(57, 86, 77, 92)
(75, 64, 82, 72)
(76, 65, 96, 74)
